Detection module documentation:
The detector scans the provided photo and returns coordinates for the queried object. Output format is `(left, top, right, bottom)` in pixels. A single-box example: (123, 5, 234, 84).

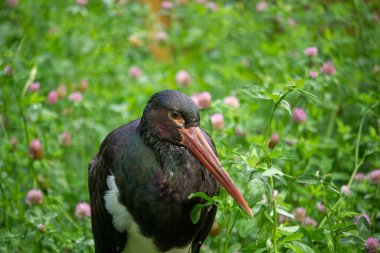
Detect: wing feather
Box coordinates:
(88, 144, 127, 252)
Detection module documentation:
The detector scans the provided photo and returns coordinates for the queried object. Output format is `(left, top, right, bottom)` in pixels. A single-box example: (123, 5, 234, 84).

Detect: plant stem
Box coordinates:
(1, 76, 11, 138)
(371, 185, 378, 234)
(17, 98, 30, 147)
(325, 108, 337, 139)
(266, 89, 293, 143)
(319, 112, 367, 228)
(265, 90, 292, 253)
(223, 211, 233, 253)
(347, 113, 366, 187)
(269, 177, 278, 253)
(323, 186, 337, 250)
(222, 165, 254, 252)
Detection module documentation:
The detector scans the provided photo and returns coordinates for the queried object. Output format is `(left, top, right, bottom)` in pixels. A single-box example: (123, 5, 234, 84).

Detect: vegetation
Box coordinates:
(0, 0, 379, 252)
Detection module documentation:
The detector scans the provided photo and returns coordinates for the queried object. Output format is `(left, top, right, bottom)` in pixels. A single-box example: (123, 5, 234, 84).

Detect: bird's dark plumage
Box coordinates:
(89, 90, 220, 253)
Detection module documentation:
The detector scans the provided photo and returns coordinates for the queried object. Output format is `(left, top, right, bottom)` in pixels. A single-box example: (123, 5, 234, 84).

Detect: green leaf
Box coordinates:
(297, 89, 320, 104)
(277, 209, 295, 220)
(44, 212, 58, 223)
(264, 210, 274, 224)
(246, 143, 264, 166)
(291, 241, 315, 253)
(339, 235, 363, 247)
(325, 232, 335, 253)
(0, 228, 22, 243)
(189, 203, 211, 224)
(357, 216, 371, 239)
(262, 168, 284, 177)
(340, 211, 359, 218)
(332, 223, 347, 231)
(280, 100, 292, 116)
(268, 92, 281, 101)
(238, 218, 258, 238)
(296, 174, 320, 184)
(278, 226, 299, 235)
(248, 178, 266, 205)
(327, 185, 341, 195)
(284, 243, 303, 253)
(273, 174, 287, 186)
(254, 248, 268, 253)
(281, 232, 303, 243)
(188, 192, 215, 203)
(190, 206, 201, 224)
(285, 82, 297, 90)
(21, 66, 38, 96)
(242, 85, 272, 100)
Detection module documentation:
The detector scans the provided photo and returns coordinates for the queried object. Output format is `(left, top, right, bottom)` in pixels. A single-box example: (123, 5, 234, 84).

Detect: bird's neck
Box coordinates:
(139, 120, 160, 147)
(138, 121, 175, 165)
(139, 122, 193, 175)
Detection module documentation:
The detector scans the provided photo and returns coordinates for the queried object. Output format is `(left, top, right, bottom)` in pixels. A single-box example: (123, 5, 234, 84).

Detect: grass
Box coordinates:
(0, 0, 379, 252)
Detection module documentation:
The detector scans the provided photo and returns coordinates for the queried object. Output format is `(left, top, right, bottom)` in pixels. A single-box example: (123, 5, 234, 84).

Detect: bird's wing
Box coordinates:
(191, 129, 220, 253)
(88, 127, 130, 253)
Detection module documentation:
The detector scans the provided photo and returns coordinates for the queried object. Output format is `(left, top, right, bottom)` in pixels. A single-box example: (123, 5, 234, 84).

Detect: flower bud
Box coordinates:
(190, 92, 211, 109)
(57, 84, 67, 98)
(210, 114, 224, 130)
(365, 237, 379, 253)
(175, 70, 191, 86)
(61, 131, 72, 147)
(68, 92, 83, 102)
(292, 107, 307, 123)
(321, 61, 336, 75)
(341, 185, 350, 196)
(209, 222, 221, 237)
(304, 217, 318, 227)
(129, 66, 142, 78)
(29, 140, 43, 160)
(37, 224, 46, 233)
(79, 79, 89, 93)
(309, 70, 318, 78)
(28, 82, 40, 92)
(75, 202, 91, 218)
(268, 133, 280, 149)
(354, 172, 366, 182)
(4, 65, 12, 75)
(47, 90, 59, 104)
(305, 47, 318, 57)
(26, 189, 43, 205)
(368, 169, 380, 184)
(223, 96, 240, 108)
(293, 207, 306, 222)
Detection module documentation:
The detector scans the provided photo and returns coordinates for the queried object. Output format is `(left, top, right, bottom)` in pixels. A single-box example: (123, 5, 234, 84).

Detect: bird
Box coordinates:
(88, 89, 252, 253)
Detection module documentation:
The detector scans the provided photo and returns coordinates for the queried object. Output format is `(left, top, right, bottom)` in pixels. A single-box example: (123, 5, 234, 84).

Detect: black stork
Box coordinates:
(88, 89, 252, 253)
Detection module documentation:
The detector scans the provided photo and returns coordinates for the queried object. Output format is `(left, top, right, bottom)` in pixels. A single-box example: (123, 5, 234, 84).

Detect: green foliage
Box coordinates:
(1, 0, 379, 253)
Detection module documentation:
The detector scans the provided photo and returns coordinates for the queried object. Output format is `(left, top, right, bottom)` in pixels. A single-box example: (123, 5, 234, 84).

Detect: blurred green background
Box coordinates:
(1, 0, 379, 252)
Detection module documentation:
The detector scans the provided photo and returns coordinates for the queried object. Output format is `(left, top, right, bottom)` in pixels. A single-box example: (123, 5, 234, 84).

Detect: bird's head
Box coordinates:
(141, 89, 200, 143)
(140, 90, 253, 217)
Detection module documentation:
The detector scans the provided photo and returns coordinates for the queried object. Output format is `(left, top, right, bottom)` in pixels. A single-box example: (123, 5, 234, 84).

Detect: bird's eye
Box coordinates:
(171, 111, 180, 119)
(169, 110, 185, 126)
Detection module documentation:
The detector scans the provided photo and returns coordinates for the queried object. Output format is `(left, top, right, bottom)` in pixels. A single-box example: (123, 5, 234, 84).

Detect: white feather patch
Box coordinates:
(104, 175, 131, 232)
(104, 175, 191, 253)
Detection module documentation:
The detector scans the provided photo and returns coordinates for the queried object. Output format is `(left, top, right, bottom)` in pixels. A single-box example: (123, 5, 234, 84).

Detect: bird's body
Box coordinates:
(89, 90, 252, 253)
(89, 120, 218, 252)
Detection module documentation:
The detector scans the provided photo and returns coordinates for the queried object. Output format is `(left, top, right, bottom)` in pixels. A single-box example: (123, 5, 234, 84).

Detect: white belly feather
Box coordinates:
(104, 175, 191, 253)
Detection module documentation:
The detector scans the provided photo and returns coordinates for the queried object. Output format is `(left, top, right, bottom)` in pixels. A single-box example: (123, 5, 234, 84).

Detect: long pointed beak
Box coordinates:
(179, 127, 253, 217)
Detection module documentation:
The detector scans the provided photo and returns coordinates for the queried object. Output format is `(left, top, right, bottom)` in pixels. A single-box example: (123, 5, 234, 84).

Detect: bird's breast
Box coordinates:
(154, 145, 216, 202)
